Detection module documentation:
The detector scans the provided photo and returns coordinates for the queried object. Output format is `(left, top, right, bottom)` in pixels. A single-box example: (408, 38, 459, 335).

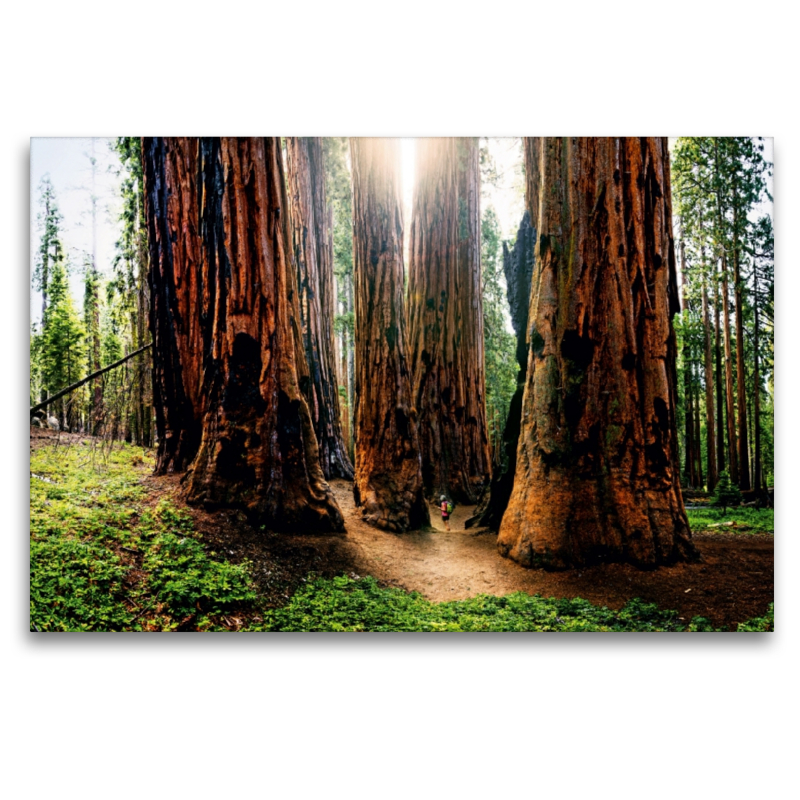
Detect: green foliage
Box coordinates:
(481, 205, 517, 460)
(736, 603, 774, 632)
(33, 174, 64, 302)
(686, 505, 772, 533)
(40, 257, 86, 405)
(323, 137, 353, 289)
(713, 469, 742, 513)
(671, 137, 774, 491)
(30, 443, 256, 631)
(256, 575, 769, 632)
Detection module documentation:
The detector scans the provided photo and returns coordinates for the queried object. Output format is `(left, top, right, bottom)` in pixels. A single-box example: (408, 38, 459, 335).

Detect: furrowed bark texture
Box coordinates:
(467, 209, 535, 529)
(153, 137, 345, 531)
(498, 137, 696, 569)
(407, 137, 491, 503)
(350, 138, 429, 532)
(285, 137, 354, 480)
(143, 137, 204, 474)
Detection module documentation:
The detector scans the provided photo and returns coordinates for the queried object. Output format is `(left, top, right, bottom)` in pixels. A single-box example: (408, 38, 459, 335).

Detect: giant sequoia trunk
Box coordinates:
(285, 137, 354, 481)
(407, 137, 491, 504)
(144, 137, 344, 531)
(498, 137, 696, 569)
(466, 209, 535, 529)
(143, 138, 204, 473)
(350, 138, 428, 532)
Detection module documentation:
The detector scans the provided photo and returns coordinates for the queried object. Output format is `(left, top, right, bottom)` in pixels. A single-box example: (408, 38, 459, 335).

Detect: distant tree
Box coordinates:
(41, 256, 85, 429)
(113, 136, 153, 447)
(480, 205, 517, 465)
(713, 469, 741, 514)
(34, 175, 63, 322)
(324, 137, 356, 460)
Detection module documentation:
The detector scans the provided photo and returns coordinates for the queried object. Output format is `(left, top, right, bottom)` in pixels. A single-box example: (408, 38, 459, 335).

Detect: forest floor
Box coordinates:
(30, 429, 774, 631)
(171, 472, 773, 631)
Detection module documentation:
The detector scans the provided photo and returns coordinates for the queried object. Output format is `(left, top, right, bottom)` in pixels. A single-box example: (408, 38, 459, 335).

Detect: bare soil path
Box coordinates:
(324, 480, 774, 629)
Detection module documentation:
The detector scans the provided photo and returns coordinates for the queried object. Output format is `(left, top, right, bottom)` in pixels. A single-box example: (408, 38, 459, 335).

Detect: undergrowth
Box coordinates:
(30, 439, 773, 632)
(253, 575, 773, 632)
(686, 506, 774, 534)
(30, 442, 255, 631)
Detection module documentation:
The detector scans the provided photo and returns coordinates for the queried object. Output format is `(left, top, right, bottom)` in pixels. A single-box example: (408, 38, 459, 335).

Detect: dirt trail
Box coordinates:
(322, 480, 773, 627)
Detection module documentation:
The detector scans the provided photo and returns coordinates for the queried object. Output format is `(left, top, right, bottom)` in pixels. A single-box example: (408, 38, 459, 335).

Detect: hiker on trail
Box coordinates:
(440, 495, 453, 531)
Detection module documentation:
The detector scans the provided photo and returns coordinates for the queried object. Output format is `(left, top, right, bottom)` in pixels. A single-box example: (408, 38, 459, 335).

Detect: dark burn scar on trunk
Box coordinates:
(223, 332, 266, 415)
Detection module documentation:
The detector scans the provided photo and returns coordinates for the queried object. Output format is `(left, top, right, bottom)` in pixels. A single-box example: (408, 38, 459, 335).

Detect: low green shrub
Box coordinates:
(254, 575, 772, 632)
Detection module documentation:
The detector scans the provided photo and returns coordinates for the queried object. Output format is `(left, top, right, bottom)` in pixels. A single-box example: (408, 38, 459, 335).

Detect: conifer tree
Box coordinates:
(34, 175, 63, 323)
(41, 257, 85, 428)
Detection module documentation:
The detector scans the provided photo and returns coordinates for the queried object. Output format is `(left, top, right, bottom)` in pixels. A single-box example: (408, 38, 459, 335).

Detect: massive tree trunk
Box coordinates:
(498, 137, 696, 569)
(701, 268, 718, 490)
(407, 137, 491, 504)
(467, 209, 535, 529)
(145, 137, 344, 531)
(285, 137, 354, 481)
(732, 214, 751, 490)
(720, 253, 739, 484)
(143, 137, 204, 474)
(350, 138, 428, 532)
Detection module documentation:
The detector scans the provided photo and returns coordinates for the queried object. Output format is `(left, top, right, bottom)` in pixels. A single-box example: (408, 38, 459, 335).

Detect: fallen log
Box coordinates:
(30, 343, 152, 416)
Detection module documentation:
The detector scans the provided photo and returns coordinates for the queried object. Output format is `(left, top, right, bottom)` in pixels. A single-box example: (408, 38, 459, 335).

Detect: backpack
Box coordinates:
(445, 501, 454, 515)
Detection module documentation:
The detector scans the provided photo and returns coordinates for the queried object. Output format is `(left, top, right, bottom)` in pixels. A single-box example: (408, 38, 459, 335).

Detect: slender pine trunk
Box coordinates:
(721, 252, 739, 484)
(701, 268, 718, 489)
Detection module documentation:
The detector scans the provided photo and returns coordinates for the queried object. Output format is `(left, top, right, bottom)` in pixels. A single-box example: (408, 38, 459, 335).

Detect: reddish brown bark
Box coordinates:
(692, 368, 704, 487)
(498, 137, 696, 569)
(732, 216, 751, 490)
(720, 253, 739, 484)
(145, 137, 344, 531)
(350, 138, 428, 532)
(714, 264, 726, 475)
(407, 137, 491, 504)
(701, 267, 718, 490)
(285, 137, 354, 480)
(143, 137, 204, 473)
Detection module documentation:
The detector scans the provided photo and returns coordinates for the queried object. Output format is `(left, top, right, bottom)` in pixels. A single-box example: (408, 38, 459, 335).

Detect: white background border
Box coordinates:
(3, 2, 796, 798)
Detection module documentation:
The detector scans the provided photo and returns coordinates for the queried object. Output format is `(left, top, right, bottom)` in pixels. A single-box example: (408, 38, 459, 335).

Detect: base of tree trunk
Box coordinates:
(497, 471, 698, 570)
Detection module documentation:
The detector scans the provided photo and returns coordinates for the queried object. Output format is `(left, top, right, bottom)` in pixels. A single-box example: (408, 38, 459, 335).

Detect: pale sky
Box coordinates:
(30, 137, 123, 325)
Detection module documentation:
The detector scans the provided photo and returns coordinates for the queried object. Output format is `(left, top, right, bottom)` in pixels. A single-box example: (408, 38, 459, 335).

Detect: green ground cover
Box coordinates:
(29, 441, 773, 632)
(686, 506, 774, 534)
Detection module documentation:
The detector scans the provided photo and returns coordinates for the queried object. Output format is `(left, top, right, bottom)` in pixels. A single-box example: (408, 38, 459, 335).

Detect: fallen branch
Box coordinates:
(30, 343, 152, 416)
